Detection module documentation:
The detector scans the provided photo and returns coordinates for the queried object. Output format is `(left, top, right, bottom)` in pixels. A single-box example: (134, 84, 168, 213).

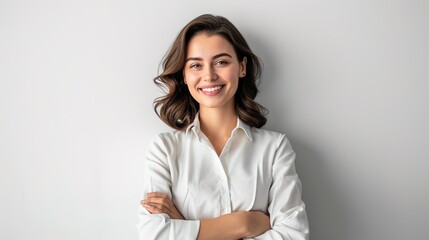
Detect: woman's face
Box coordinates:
(183, 33, 246, 112)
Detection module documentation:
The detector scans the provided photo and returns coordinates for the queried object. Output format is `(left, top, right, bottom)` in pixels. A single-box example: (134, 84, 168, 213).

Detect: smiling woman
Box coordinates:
(184, 34, 245, 129)
(137, 14, 309, 240)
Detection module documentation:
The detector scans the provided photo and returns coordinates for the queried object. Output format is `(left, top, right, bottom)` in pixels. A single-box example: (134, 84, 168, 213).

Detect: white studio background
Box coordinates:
(0, 0, 428, 239)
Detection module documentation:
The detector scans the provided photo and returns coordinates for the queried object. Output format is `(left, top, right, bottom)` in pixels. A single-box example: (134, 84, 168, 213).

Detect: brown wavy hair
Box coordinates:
(153, 14, 267, 130)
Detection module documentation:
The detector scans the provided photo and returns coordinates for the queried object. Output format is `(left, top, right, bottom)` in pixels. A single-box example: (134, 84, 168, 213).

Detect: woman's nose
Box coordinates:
(202, 66, 218, 82)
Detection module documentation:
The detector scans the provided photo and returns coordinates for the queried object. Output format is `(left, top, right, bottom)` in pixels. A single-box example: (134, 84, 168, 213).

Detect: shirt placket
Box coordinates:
(200, 133, 232, 216)
(218, 150, 231, 215)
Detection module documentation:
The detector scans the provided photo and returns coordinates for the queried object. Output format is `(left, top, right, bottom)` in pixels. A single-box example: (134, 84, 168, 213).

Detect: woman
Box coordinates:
(137, 14, 309, 239)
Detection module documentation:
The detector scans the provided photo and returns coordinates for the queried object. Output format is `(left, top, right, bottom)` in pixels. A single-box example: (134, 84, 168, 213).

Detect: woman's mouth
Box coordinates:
(199, 85, 225, 95)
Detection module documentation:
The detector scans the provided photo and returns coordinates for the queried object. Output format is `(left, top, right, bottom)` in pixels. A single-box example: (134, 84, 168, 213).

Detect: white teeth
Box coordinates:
(201, 86, 222, 92)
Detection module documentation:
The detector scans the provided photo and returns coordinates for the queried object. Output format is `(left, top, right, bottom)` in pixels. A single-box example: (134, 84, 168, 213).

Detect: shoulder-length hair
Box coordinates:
(153, 14, 267, 130)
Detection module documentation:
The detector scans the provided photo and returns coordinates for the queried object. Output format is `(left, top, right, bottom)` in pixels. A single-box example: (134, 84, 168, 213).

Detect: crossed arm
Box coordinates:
(138, 134, 309, 239)
(141, 192, 271, 240)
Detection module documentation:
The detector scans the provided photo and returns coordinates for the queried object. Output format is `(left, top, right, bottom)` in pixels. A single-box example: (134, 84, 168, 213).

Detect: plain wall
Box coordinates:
(1, 0, 428, 239)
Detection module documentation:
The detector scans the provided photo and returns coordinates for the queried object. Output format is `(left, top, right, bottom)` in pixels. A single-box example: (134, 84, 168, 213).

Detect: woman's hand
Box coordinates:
(140, 192, 185, 220)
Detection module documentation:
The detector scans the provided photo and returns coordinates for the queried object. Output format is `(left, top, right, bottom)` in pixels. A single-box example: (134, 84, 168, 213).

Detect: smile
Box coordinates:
(198, 85, 225, 96)
(200, 85, 223, 92)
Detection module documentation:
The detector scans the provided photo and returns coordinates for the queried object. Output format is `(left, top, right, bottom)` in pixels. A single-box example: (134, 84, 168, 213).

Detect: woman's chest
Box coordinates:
(170, 140, 274, 220)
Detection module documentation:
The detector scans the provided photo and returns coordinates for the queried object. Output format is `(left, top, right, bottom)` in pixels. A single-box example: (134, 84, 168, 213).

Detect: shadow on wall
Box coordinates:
(292, 138, 348, 240)
(247, 31, 349, 240)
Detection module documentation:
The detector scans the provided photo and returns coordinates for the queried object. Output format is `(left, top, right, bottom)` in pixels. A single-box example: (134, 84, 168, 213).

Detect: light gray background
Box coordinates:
(1, 0, 428, 239)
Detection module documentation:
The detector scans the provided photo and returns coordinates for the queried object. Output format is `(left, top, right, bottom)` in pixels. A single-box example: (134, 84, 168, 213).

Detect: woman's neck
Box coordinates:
(199, 107, 237, 155)
(199, 107, 237, 135)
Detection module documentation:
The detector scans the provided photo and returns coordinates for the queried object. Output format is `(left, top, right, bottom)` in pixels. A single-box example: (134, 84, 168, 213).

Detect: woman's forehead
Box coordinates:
(186, 34, 237, 59)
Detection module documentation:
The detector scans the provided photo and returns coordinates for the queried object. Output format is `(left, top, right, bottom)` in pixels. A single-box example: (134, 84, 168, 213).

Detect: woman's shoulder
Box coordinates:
(146, 129, 189, 151)
(250, 127, 296, 151)
(150, 129, 187, 145)
(251, 127, 287, 141)
(251, 127, 295, 157)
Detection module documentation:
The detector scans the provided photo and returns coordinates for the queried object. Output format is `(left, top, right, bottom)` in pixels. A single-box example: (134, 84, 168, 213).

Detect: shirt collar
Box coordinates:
(185, 113, 201, 141)
(185, 113, 253, 141)
(234, 117, 253, 141)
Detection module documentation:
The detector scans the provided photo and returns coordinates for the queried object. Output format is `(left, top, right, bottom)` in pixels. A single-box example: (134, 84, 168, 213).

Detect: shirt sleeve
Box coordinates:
(136, 134, 200, 240)
(245, 134, 309, 240)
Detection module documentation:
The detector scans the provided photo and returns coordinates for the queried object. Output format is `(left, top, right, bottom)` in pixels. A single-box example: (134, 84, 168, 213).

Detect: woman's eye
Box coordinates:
(216, 60, 228, 65)
(190, 63, 201, 69)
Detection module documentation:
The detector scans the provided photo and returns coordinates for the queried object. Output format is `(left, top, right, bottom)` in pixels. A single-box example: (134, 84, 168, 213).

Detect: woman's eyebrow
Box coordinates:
(185, 53, 233, 62)
(212, 53, 232, 59)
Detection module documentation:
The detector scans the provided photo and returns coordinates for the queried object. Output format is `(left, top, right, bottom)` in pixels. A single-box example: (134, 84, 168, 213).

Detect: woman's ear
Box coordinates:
(240, 57, 247, 77)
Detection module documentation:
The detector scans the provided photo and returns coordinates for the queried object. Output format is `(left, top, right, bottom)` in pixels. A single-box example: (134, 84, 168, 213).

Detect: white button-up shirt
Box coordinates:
(137, 116, 309, 239)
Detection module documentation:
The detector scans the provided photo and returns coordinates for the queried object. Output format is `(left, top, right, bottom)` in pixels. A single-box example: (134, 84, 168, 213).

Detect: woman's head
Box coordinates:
(154, 14, 267, 130)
